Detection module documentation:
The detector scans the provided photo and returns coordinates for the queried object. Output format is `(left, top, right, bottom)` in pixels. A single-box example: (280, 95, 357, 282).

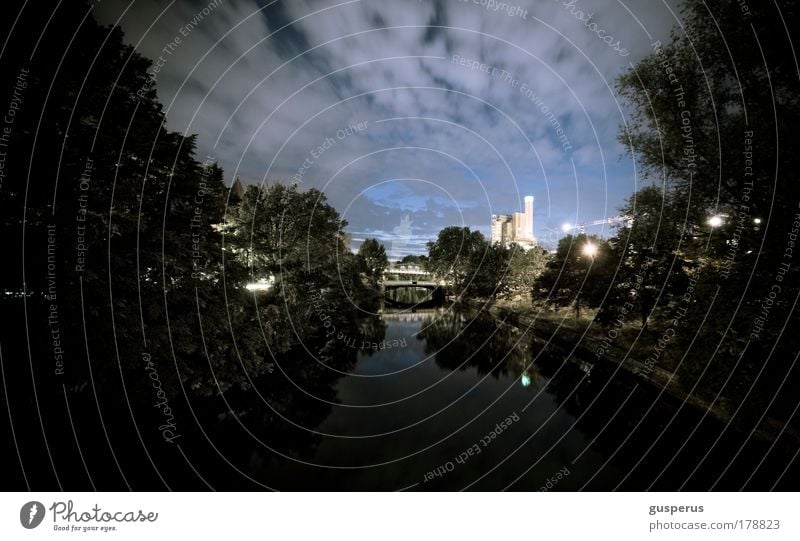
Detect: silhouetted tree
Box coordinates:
(426, 226, 486, 291)
(463, 242, 512, 300)
(535, 234, 614, 317)
(597, 186, 690, 328)
(506, 244, 550, 298)
(617, 0, 800, 418)
(357, 238, 389, 285)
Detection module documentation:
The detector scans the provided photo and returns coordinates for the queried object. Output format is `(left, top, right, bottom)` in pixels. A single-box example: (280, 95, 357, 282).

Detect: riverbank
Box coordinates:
(465, 298, 799, 446)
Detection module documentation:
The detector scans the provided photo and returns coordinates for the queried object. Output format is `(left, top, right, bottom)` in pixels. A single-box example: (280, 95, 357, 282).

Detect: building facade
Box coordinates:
(491, 195, 535, 248)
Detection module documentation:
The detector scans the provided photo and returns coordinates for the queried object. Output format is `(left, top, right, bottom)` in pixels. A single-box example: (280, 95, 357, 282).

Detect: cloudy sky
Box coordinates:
(95, 0, 683, 256)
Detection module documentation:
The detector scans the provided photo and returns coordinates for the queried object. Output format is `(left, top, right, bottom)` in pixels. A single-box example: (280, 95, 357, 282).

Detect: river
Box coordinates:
(236, 305, 791, 491)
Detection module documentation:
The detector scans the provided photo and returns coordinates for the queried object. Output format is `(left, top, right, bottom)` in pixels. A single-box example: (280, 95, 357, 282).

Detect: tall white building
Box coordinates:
(491, 196, 535, 248)
(524, 195, 534, 240)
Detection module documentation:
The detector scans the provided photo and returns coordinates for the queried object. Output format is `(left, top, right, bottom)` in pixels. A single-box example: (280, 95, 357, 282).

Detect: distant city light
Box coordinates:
(753, 218, 762, 225)
(521, 373, 531, 387)
(561, 223, 572, 233)
(582, 242, 598, 258)
(707, 215, 724, 228)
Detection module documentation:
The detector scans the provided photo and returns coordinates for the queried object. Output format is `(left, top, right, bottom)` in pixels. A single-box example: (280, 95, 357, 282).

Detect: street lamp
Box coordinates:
(245, 282, 272, 291)
(582, 241, 598, 258)
(707, 215, 724, 228)
(753, 218, 762, 225)
(246, 276, 275, 291)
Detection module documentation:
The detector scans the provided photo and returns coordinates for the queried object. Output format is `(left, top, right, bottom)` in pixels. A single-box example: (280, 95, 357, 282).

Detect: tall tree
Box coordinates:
(598, 186, 690, 328)
(357, 238, 389, 285)
(426, 226, 486, 291)
(617, 0, 800, 417)
(464, 242, 513, 300)
(535, 234, 614, 317)
(506, 244, 550, 298)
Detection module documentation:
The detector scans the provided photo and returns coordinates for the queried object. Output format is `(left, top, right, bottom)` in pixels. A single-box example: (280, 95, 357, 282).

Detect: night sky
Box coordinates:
(95, 0, 682, 255)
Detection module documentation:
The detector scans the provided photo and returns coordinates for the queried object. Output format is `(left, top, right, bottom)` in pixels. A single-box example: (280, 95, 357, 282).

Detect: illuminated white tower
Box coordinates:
(524, 195, 534, 240)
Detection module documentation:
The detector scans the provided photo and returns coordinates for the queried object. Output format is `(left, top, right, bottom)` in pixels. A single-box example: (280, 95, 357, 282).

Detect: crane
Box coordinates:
(561, 215, 632, 234)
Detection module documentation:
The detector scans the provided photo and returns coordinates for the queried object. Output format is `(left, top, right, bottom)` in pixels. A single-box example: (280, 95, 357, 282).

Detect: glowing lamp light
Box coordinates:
(582, 242, 598, 258)
(521, 373, 531, 388)
(753, 218, 762, 225)
(245, 283, 272, 291)
(245, 277, 275, 291)
(707, 215, 724, 228)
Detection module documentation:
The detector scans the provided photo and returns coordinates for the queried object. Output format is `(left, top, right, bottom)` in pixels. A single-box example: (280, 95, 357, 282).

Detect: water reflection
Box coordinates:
(418, 306, 531, 380)
(384, 286, 444, 309)
(234, 307, 616, 490)
(139, 305, 795, 490)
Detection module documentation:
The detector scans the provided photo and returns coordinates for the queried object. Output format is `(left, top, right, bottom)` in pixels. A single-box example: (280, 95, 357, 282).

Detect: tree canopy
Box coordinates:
(535, 234, 614, 317)
(616, 0, 800, 416)
(357, 238, 389, 285)
(426, 226, 487, 290)
(0, 2, 384, 485)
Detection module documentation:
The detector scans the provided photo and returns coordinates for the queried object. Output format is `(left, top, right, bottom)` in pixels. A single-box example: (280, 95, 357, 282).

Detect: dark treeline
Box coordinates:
(425, 226, 548, 300)
(0, 1, 383, 489)
(422, 0, 800, 437)
(608, 0, 800, 426)
(1, 0, 798, 490)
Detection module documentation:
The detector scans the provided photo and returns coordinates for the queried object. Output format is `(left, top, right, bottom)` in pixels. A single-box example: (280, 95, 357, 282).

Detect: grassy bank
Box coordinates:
(465, 297, 798, 445)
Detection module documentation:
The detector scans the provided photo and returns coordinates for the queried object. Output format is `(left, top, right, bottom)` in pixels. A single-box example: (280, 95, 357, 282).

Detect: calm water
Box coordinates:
(9, 300, 794, 491)
(220, 306, 794, 491)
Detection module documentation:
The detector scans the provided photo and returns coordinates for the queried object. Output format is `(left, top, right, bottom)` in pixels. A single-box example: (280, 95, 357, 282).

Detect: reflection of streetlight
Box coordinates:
(582, 242, 598, 258)
(707, 215, 724, 228)
(561, 222, 572, 233)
